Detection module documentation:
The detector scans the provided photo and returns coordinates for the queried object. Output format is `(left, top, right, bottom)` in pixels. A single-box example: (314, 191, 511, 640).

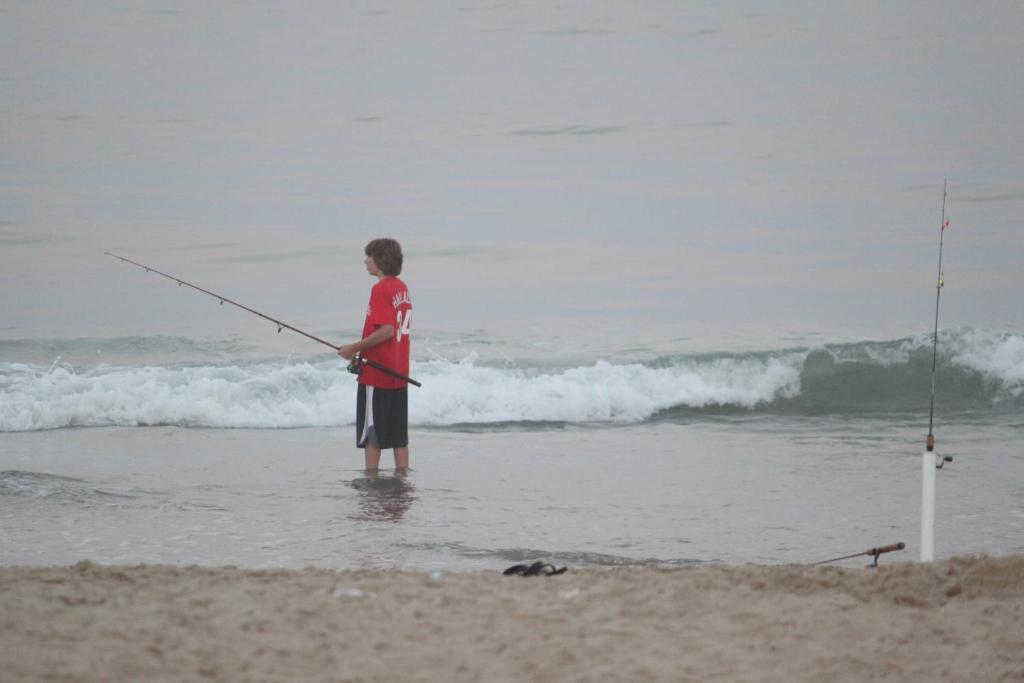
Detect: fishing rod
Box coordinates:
(926, 179, 950, 454)
(921, 182, 954, 563)
(813, 542, 905, 568)
(104, 252, 421, 387)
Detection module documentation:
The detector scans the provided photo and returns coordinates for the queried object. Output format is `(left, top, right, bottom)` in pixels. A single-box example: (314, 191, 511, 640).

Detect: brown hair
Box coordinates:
(365, 238, 403, 276)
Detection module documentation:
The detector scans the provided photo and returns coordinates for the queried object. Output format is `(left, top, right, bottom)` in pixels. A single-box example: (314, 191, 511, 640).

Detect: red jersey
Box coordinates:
(359, 276, 411, 388)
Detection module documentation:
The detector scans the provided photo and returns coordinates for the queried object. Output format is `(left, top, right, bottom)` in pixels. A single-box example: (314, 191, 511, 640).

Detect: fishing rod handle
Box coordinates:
(360, 356, 422, 387)
(867, 543, 905, 555)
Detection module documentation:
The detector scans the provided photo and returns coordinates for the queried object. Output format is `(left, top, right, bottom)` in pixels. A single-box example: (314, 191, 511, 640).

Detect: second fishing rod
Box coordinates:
(105, 252, 421, 387)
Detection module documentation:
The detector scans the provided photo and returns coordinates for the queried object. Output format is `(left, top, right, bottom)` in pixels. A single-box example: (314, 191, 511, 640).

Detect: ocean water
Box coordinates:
(2, 327, 1022, 570)
(3, 2, 1023, 571)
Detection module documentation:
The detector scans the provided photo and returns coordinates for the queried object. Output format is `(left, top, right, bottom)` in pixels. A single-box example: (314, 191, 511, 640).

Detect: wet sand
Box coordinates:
(2, 555, 1022, 682)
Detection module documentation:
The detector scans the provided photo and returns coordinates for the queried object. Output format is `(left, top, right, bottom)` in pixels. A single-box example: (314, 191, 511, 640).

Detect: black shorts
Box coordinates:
(356, 384, 408, 449)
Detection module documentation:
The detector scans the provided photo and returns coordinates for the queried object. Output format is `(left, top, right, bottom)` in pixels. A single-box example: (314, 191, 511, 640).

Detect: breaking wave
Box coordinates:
(1, 328, 1020, 431)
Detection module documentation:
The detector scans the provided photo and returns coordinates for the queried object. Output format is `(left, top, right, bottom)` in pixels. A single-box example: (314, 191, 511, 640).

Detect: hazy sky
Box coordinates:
(2, 2, 1022, 340)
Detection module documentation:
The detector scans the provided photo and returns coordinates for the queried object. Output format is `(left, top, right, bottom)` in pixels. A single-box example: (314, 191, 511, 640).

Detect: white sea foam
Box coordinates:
(0, 354, 804, 432)
(947, 328, 1024, 397)
(0, 362, 351, 432)
(411, 355, 803, 425)
(1, 329, 1020, 431)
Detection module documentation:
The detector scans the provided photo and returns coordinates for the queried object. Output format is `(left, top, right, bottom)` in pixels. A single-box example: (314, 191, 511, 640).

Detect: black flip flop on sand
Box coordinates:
(503, 560, 568, 576)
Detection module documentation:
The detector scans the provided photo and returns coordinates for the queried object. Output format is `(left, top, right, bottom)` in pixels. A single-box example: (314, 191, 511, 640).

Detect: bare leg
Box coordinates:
(364, 445, 382, 472)
(394, 447, 409, 472)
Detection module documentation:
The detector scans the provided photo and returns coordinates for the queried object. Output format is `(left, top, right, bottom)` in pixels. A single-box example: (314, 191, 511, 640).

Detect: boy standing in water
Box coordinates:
(339, 239, 412, 472)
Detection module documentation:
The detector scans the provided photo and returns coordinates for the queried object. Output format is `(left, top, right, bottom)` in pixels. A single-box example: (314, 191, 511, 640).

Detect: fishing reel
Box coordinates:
(346, 354, 364, 377)
(926, 434, 954, 469)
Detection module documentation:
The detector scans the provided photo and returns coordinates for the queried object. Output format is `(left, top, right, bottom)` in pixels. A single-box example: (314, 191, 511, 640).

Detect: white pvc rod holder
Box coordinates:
(921, 450, 936, 562)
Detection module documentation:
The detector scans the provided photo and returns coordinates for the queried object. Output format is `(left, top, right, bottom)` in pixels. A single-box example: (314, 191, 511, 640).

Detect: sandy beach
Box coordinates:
(2, 555, 1022, 682)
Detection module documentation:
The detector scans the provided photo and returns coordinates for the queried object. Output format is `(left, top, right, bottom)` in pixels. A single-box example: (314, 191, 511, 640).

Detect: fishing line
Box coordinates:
(104, 252, 420, 387)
